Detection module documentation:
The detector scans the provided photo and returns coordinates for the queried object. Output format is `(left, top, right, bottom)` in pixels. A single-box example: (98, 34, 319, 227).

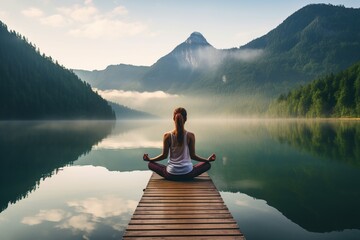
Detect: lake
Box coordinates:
(0, 119, 359, 240)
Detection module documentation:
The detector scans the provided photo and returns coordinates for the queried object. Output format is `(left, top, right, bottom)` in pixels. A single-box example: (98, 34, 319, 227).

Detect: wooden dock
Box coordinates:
(123, 172, 245, 239)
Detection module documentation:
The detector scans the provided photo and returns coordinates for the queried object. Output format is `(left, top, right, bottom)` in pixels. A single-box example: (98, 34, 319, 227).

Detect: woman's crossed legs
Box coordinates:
(148, 161, 211, 181)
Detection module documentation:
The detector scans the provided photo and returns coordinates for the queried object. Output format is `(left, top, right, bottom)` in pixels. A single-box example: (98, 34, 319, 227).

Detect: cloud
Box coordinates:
(21, 7, 44, 18)
(22, 196, 137, 236)
(58, 214, 95, 233)
(230, 49, 264, 62)
(96, 89, 181, 116)
(67, 196, 137, 218)
(57, 196, 137, 235)
(69, 18, 146, 39)
(111, 6, 128, 16)
(178, 47, 264, 70)
(58, 4, 98, 23)
(40, 14, 67, 27)
(22, 1, 148, 39)
(96, 89, 178, 108)
(97, 89, 177, 100)
(21, 209, 67, 225)
(94, 139, 162, 150)
(235, 197, 270, 212)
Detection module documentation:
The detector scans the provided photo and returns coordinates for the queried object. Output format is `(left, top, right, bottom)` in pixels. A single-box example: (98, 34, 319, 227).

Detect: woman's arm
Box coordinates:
(188, 132, 216, 162)
(143, 133, 171, 162)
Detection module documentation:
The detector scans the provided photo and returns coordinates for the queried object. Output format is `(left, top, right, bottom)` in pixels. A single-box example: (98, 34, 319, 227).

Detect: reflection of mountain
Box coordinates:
(72, 120, 360, 233)
(0, 121, 113, 213)
(268, 120, 360, 167)
(206, 120, 360, 233)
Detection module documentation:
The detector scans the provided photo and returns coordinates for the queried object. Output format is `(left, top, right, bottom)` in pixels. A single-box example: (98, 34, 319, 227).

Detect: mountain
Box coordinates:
(73, 64, 149, 90)
(141, 32, 220, 91)
(108, 102, 157, 119)
(232, 3, 360, 93)
(186, 4, 360, 96)
(73, 4, 360, 114)
(268, 61, 360, 117)
(0, 21, 115, 120)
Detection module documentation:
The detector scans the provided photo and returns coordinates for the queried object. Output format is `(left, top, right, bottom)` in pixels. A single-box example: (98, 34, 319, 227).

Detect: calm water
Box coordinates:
(0, 119, 359, 240)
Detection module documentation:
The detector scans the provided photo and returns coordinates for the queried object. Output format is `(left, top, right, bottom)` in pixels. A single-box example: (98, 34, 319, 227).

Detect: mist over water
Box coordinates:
(0, 119, 359, 240)
(97, 88, 270, 118)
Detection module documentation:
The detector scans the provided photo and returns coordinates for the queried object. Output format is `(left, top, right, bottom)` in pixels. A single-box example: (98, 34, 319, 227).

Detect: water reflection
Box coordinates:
(0, 166, 151, 240)
(203, 120, 360, 233)
(77, 120, 360, 234)
(267, 120, 360, 167)
(75, 120, 171, 171)
(1, 119, 360, 240)
(0, 121, 113, 213)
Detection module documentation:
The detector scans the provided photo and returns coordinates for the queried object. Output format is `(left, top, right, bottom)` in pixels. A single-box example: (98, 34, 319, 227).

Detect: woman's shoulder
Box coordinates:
(164, 132, 172, 138)
(186, 131, 195, 138)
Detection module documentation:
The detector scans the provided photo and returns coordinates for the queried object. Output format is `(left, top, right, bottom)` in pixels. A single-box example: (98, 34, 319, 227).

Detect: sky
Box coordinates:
(1, 0, 359, 70)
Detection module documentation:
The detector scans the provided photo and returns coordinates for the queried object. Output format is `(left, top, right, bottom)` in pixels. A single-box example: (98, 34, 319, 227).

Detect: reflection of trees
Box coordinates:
(203, 120, 360, 233)
(268, 120, 360, 167)
(0, 121, 113, 213)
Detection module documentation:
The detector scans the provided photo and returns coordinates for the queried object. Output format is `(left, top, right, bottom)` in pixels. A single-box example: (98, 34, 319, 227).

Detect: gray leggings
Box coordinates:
(148, 161, 211, 181)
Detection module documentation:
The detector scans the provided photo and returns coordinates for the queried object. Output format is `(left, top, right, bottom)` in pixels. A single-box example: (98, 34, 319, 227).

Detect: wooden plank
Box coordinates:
(126, 223, 239, 230)
(124, 172, 244, 239)
(141, 196, 221, 200)
(124, 229, 243, 237)
(135, 206, 228, 210)
(137, 203, 226, 207)
(134, 210, 230, 215)
(140, 199, 224, 203)
(131, 214, 233, 219)
(124, 237, 244, 240)
(128, 219, 237, 225)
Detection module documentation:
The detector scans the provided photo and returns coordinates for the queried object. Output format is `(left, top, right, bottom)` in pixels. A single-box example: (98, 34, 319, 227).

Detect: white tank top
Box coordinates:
(166, 131, 193, 175)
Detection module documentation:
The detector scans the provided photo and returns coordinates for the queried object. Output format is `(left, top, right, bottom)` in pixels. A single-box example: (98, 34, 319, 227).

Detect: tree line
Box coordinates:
(0, 21, 115, 120)
(268, 61, 360, 117)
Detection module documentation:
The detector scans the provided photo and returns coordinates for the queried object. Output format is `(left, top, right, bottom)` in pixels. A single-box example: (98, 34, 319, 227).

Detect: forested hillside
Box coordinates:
(0, 21, 115, 120)
(75, 4, 360, 101)
(206, 4, 360, 96)
(268, 61, 360, 117)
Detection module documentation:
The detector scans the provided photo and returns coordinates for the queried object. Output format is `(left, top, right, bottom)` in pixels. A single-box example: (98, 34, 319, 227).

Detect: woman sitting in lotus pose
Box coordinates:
(143, 107, 216, 180)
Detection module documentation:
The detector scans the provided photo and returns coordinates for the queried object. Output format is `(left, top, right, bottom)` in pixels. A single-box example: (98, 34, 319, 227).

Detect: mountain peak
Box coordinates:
(185, 32, 209, 45)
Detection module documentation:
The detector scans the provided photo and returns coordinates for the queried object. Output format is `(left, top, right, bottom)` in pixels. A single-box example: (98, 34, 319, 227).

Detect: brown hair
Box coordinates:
(173, 107, 187, 145)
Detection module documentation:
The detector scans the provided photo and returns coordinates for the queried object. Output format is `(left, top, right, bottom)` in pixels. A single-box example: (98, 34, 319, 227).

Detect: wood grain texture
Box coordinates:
(123, 172, 245, 240)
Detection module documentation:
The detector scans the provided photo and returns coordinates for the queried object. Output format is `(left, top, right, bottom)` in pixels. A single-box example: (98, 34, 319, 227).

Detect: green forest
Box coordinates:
(0, 21, 115, 120)
(268, 61, 360, 117)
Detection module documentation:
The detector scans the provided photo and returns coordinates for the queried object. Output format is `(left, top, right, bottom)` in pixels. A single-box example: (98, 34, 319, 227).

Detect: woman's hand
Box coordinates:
(208, 154, 216, 162)
(143, 154, 150, 161)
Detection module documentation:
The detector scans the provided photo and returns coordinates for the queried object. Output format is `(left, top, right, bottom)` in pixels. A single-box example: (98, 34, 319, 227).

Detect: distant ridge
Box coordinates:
(109, 102, 157, 119)
(73, 64, 149, 90)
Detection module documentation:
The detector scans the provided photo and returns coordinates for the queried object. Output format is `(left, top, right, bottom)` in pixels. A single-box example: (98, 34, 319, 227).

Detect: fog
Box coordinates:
(178, 46, 264, 70)
(93, 47, 267, 118)
(96, 88, 269, 119)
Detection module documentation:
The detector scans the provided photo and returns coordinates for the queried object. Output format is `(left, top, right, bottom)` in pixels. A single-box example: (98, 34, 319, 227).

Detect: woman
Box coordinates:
(143, 107, 216, 180)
